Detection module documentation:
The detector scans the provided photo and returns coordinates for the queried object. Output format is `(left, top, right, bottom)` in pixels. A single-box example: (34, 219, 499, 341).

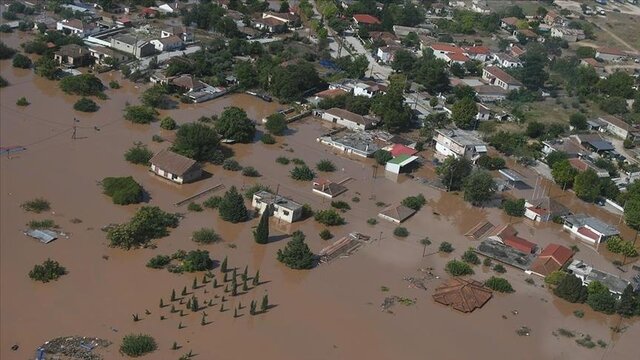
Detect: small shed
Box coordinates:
(385, 154, 419, 174)
(25, 229, 58, 244)
(149, 150, 201, 184)
(312, 179, 347, 198)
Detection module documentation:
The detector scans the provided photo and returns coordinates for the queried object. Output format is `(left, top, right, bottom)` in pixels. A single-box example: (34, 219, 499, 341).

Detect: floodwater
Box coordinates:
(1, 32, 639, 360)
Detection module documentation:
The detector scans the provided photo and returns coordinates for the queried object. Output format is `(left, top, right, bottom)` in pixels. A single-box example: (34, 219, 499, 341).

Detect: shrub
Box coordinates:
(374, 150, 392, 165)
(109, 80, 120, 89)
(181, 250, 214, 272)
(74, 97, 99, 112)
(439, 242, 454, 253)
(291, 158, 306, 165)
(277, 231, 315, 269)
(218, 186, 248, 223)
(120, 334, 157, 357)
(59, 74, 104, 96)
(261, 133, 276, 144)
(393, 227, 409, 237)
(102, 176, 144, 205)
(187, 202, 203, 212)
(265, 112, 288, 135)
(606, 236, 638, 257)
(319, 229, 333, 240)
(27, 219, 57, 229)
(275, 156, 290, 165)
(367, 218, 378, 225)
(147, 255, 171, 269)
(290, 165, 315, 181)
(545, 270, 567, 286)
(222, 159, 242, 171)
(401, 194, 426, 211)
(484, 276, 514, 293)
(203, 196, 223, 209)
(316, 159, 336, 172)
(0, 41, 16, 59)
(160, 116, 177, 130)
(554, 274, 587, 303)
(124, 143, 153, 165)
(243, 183, 272, 199)
(503, 198, 525, 217)
(124, 105, 157, 124)
(483, 257, 492, 267)
(315, 209, 345, 226)
(242, 166, 261, 177)
(152, 135, 164, 142)
(573, 310, 585, 318)
(16, 97, 29, 106)
(0, 75, 8, 87)
(445, 260, 474, 276)
(21, 198, 50, 213)
(477, 155, 506, 170)
(12, 53, 32, 68)
(330, 201, 351, 211)
(461, 249, 480, 265)
(29, 259, 66, 282)
(493, 264, 506, 273)
(192, 228, 220, 244)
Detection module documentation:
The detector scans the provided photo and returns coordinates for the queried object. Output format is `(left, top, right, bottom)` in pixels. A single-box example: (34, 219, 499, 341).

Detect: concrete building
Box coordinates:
(563, 214, 619, 245)
(482, 66, 523, 91)
(252, 190, 302, 223)
(376, 45, 403, 63)
(88, 46, 129, 65)
(492, 53, 522, 68)
(262, 12, 300, 28)
(550, 27, 585, 42)
(161, 25, 194, 42)
(567, 259, 632, 296)
(378, 204, 416, 224)
(54, 44, 91, 67)
(429, 43, 461, 62)
(595, 48, 627, 62)
(149, 149, 201, 184)
(598, 115, 637, 140)
(434, 129, 487, 161)
(320, 108, 377, 131)
(353, 81, 387, 98)
(110, 34, 155, 58)
(463, 46, 491, 62)
(317, 131, 379, 157)
(150, 35, 183, 52)
(524, 197, 570, 222)
(56, 19, 99, 37)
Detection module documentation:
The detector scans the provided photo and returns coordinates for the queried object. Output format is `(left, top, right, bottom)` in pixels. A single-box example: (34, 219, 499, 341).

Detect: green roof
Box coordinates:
(387, 154, 411, 165)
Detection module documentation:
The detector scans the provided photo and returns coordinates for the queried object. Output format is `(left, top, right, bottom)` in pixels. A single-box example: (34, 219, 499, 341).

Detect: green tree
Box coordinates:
(28, 258, 67, 282)
(624, 197, 640, 233)
(598, 71, 635, 99)
(436, 156, 472, 191)
(59, 74, 104, 96)
(617, 285, 639, 317)
(371, 75, 412, 133)
(463, 170, 496, 205)
(182, 250, 214, 272)
(391, 49, 416, 73)
(545, 151, 568, 168)
(600, 96, 628, 115)
(606, 236, 638, 257)
(586, 281, 617, 314)
(160, 116, 177, 130)
(218, 186, 248, 223)
(569, 112, 587, 130)
(124, 105, 157, 124)
(554, 274, 587, 303)
(107, 206, 179, 249)
(0, 41, 16, 59)
(518, 44, 548, 90)
(484, 276, 514, 293)
(374, 150, 393, 165)
(171, 122, 220, 161)
(124, 142, 153, 165)
(314, 209, 345, 226)
(265, 113, 287, 135)
(73, 97, 99, 112)
(216, 107, 255, 143)
(261, 294, 269, 311)
(120, 334, 157, 357)
(290, 165, 315, 181)
(526, 121, 546, 138)
(445, 260, 474, 276)
(253, 206, 270, 244)
(277, 231, 315, 269)
(141, 85, 172, 109)
(551, 159, 578, 189)
(574, 169, 600, 202)
(476, 155, 505, 170)
(316, 159, 336, 172)
(401, 194, 426, 211)
(235, 61, 258, 89)
(451, 97, 478, 129)
(575, 46, 596, 59)
(101, 176, 144, 205)
(34, 54, 58, 79)
(12, 53, 32, 68)
(461, 249, 480, 265)
(503, 198, 525, 217)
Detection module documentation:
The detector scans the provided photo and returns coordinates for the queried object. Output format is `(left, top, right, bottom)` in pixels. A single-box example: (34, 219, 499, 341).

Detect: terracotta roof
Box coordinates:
(312, 179, 347, 197)
(315, 88, 348, 99)
(518, 29, 538, 38)
(432, 278, 493, 313)
(581, 58, 603, 68)
(446, 52, 470, 62)
(390, 144, 417, 157)
(254, 17, 286, 27)
(577, 226, 599, 241)
(464, 46, 490, 55)
(568, 158, 588, 171)
(501, 17, 519, 26)
(150, 150, 198, 175)
(502, 235, 536, 254)
(430, 42, 460, 53)
(353, 14, 381, 25)
(599, 115, 631, 131)
(171, 75, 205, 91)
(510, 45, 526, 57)
(539, 244, 573, 265)
(378, 204, 416, 223)
(483, 66, 523, 86)
(55, 44, 89, 58)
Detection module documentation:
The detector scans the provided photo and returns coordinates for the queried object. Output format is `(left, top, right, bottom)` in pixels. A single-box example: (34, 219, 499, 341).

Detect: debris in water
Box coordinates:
(38, 336, 111, 360)
(11, 344, 18, 351)
(516, 327, 531, 336)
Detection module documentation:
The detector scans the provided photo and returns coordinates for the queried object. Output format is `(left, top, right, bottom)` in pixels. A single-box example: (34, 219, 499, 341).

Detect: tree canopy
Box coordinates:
(463, 170, 496, 205)
(451, 97, 478, 130)
(437, 156, 472, 191)
(218, 186, 248, 223)
(171, 122, 220, 161)
(277, 231, 315, 269)
(215, 107, 255, 143)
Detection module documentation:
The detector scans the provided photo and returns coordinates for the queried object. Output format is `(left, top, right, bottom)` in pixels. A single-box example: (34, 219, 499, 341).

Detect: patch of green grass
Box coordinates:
(27, 219, 58, 229)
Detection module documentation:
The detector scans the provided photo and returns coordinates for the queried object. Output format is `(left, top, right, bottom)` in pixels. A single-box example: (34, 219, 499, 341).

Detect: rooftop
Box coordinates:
(432, 278, 493, 313)
(253, 190, 302, 211)
(314, 88, 348, 99)
(564, 214, 619, 237)
(483, 66, 523, 86)
(320, 131, 380, 154)
(435, 129, 485, 147)
(597, 47, 627, 56)
(325, 108, 376, 127)
(430, 42, 460, 53)
(567, 260, 631, 294)
(55, 44, 89, 58)
(389, 144, 417, 157)
(598, 115, 631, 132)
(476, 239, 535, 270)
(312, 179, 347, 197)
(378, 204, 416, 223)
(150, 149, 198, 175)
(353, 14, 381, 25)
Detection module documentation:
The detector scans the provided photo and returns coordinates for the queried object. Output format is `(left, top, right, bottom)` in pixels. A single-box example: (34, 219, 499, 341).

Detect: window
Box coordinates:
(283, 210, 290, 216)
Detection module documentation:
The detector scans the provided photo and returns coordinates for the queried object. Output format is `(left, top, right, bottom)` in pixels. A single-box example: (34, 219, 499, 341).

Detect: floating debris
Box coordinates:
(37, 336, 111, 360)
(516, 327, 531, 336)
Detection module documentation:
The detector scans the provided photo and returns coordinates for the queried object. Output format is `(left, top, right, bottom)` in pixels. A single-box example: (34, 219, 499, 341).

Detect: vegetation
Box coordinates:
(216, 107, 255, 143)
(141, 85, 174, 109)
(172, 122, 220, 162)
(275, 156, 290, 165)
(124, 105, 157, 124)
(192, 228, 220, 244)
(222, 158, 242, 171)
(265, 113, 288, 135)
(277, 231, 315, 269)
(253, 207, 270, 244)
(437, 156, 472, 191)
(147, 255, 171, 269)
(319, 229, 333, 240)
(439, 242, 454, 253)
(109, 80, 120, 89)
(0, 41, 16, 59)
(12, 53, 32, 68)
(107, 206, 179, 249)
(21, 198, 50, 213)
(290, 165, 315, 181)
(374, 150, 393, 165)
(203, 196, 223, 209)
(545, 271, 567, 286)
(503, 198, 526, 217)
(101, 176, 144, 205)
(314, 209, 345, 226)
(367, 218, 378, 225)
(181, 250, 214, 272)
(16, 97, 30, 106)
(120, 334, 157, 357)
(393, 227, 409, 237)
(241, 166, 260, 177)
(461, 249, 480, 265)
(27, 219, 57, 229)
(261, 133, 276, 144)
(73, 97, 99, 112)
(477, 155, 505, 170)
(493, 264, 506, 274)
(243, 183, 272, 199)
(59, 74, 104, 97)
(586, 281, 617, 314)
(316, 159, 336, 172)
(218, 186, 248, 223)
(606, 236, 638, 257)
(124, 142, 153, 165)
(401, 194, 426, 211)
(554, 274, 587, 303)
(484, 277, 514, 293)
(0, 75, 8, 87)
(160, 116, 177, 130)
(29, 259, 67, 282)
(463, 170, 496, 205)
(330, 201, 350, 211)
(445, 260, 474, 276)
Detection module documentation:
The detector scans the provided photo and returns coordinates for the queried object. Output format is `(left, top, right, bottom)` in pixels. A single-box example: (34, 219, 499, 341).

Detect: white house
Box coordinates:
(110, 34, 155, 58)
(433, 129, 487, 161)
(161, 25, 194, 42)
(150, 35, 183, 52)
(598, 115, 635, 140)
(463, 46, 491, 62)
(550, 27, 585, 42)
(482, 66, 523, 91)
(492, 53, 522, 68)
(56, 19, 99, 37)
(353, 81, 387, 98)
(376, 45, 402, 63)
(252, 190, 302, 223)
(158, 2, 179, 13)
(524, 197, 570, 222)
(567, 260, 633, 296)
(476, 103, 490, 122)
(149, 150, 201, 184)
(429, 43, 461, 62)
(563, 214, 619, 245)
(320, 108, 376, 131)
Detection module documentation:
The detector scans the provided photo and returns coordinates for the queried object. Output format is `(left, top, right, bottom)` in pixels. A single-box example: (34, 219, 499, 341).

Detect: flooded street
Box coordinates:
(1, 32, 639, 359)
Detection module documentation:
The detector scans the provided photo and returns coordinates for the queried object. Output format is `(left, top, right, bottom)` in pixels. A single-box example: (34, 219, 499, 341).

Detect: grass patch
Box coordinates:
(27, 219, 58, 229)
(187, 202, 203, 212)
(21, 198, 50, 213)
(275, 156, 290, 165)
(192, 228, 220, 244)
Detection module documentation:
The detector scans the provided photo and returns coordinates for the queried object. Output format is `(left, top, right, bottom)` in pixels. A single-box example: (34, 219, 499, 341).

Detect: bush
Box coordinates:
(0, 75, 8, 87)
(276, 156, 290, 165)
(187, 202, 203, 212)
(120, 334, 157, 357)
(102, 177, 144, 205)
(330, 200, 351, 211)
(171, 122, 220, 161)
(319, 229, 333, 240)
(291, 158, 306, 165)
(277, 231, 315, 269)
(192, 228, 220, 244)
(439, 242, 454, 253)
(59, 74, 104, 96)
(606, 236, 638, 257)
(0, 41, 16, 59)
(401, 194, 426, 211)
(554, 274, 587, 303)
(16, 97, 29, 106)
(218, 186, 248, 223)
(124, 105, 157, 124)
(203, 196, 223, 209)
(21, 198, 50, 213)
(393, 227, 409, 237)
(374, 150, 393, 165)
(160, 116, 177, 130)
(29, 258, 67, 282)
(316, 159, 336, 172)
(545, 270, 567, 286)
(222, 158, 242, 171)
(445, 260, 474, 276)
(477, 155, 506, 170)
(367, 218, 378, 225)
(483, 257, 492, 267)
(484, 276, 514, 293)
(124, 143, 153, 165)
(265, 113, 288, 135)
(493, 264, 506, 273)
(461, 249, 480, 265)
(152, 135, 164, 142)
(27, 219, 57, 229)
(74, 97, 99, 112)
(182, 250, 214, 272)
(147, 255, 171, 269)
(12, 53, 32, 68)
(503, 198, 526, 217)
(290, 165, 315, 181)
(261, 133, 276, 144)
(109, 80, 120, 89)
(314, 209, 345, 226)
(242, 166, 261, 177)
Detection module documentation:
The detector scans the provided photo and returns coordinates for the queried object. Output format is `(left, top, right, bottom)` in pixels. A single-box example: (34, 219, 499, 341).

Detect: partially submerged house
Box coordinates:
(312, 179, 347, 198)
(527, 244, 573, 278)
(378, 204, 416, 224)
(524, 197, 570, 222)
(567, 259, 633, 296)
(476, 239, 535, 270)
(490, 224, 537, 254)
(317, 131, 379, 157)
(320, 108, 377, 131)
(252, 190, 302, 223)
(433, 129, 487, 161)
(149, 149, 201, 184)
(385, 154, 419, 174)
(432, 278, 493, 313)
(54, 44, 91, 67)
(110, 34, 155, 58)
(563, 214, 619, 245)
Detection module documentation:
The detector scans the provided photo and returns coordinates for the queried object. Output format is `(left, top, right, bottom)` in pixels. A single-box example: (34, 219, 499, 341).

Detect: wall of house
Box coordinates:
(353, 87, 373, 98)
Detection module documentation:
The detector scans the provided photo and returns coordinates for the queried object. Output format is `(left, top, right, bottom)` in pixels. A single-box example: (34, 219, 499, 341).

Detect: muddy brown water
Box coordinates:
(1, 32, 639, 359)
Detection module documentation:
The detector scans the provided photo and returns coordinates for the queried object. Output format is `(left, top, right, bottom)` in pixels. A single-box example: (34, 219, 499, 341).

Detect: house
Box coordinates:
(568, 158, 610, 178)
(149, 150, 201, 184)
(385, 154, 419, 174)
(252, 190, 302, 223)
(88, 46, 129, 65)
(476, 103, 490, 121)
(353, 81, 387, 98)
(317, 131, 379, 157)
(262, 12, 300, 28)
(490, 224, 537, 254)
(434, 129, 487, 161)
(492, 53, 522, 68)
(482, 66, 523, 91)
(54, 44, 91, 67)
(463, 46, 491, 62)
(308, 88, 349, 105)
(444, 52, 470, 65)
(389, 144, 418, 157)
(226, 10, 246, 27)
(596, 48, 627, 62)
(563, 214, 619, 244)
(376, 45, 403, 63)
(432, 278, 493, 313)
(56, 19, 99, 37)
(253, 17, 287, 33)
(598, 115, 634, 140)
(541, 139, 583, 159)
(312, 179, 347, 198)
(369, 31, 398, 45)
(476, 239, 535, 270)
(567, 260, 632, 296)
(570, 133, 615, 154)
(320, 108, 377, 131)
(150, 35, 183, 52)
(158, 2, 179, 13)
(500, 17, 519, 29)
(543, 11, 563, 25)
(429, 43, 461, 62)
(514, 29, 539, 41)
(353, 14, 381, 26)
(474, 84, 508, 103)
(171, 75, 205, 93)
(528, 244, 573, 277)
(110, 34, 155, 58)
(580, 58, 606, 76)
(524, 197, 570, 222)
(550, 27, 585, 42)
(378, 204, 416, 224)
(471, 1, 490, 14)
(509, 44, 526, 58)
(161, 25, 194, 42)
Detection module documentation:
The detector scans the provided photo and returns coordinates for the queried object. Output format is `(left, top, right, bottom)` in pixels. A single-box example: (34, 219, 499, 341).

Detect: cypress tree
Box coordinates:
(253, 206, 270, 244)
(192, 277, 198, 289)
(201, 313, 206, 326)
(250, 300, 256, 315)
(178, 321, 183, 329)
(617, 284, 638, 317)
(219, 303, 224, 312)
(243, 280, 248, 292)
(242, 265, 248, 281)
(171, 304, 176, 313)
(221, 256, 228, 273)
(218, 186, 249, 223)
(171, 289, 176, 301)
(202, 274, 208, 284)
(159, 298, 164, 308)
(261, 294, 269, 312)
(181, 286, 187, 296)
(253, 270, 260, 286)
(172, 342, 178, 350)
(192, 296, 199, 312)
(554, 274, 587, 303)
(186, 298, 192, 310)
(234, 308, 238, 318)
(224, 284, 229, 293)
(232, 268, 237, 280)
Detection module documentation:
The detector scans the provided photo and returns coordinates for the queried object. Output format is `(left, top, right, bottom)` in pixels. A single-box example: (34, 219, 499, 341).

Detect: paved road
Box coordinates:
(343, 35, 393, 80)
(138, 45, 202, 70)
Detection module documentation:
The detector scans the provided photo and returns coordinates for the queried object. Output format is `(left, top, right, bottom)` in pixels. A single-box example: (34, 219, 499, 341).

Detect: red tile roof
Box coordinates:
(568, 158, 588, 172)
(539, 244, 573, 266)
(577, 226, 599, 241)
(314, 88, 348, 99)
(501, 17, 519, 26)
(598, 47, 626, 56)
(353, 14, 381, 25)
(433, 278, 493, 313)
(390, 144, 418, 157)
(464, 46, 491, 55)
(483, 66, 523, 86)
(502, 235, 536, 254)
(430, 43, 460, 53)
(446, 52, 470, 62)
